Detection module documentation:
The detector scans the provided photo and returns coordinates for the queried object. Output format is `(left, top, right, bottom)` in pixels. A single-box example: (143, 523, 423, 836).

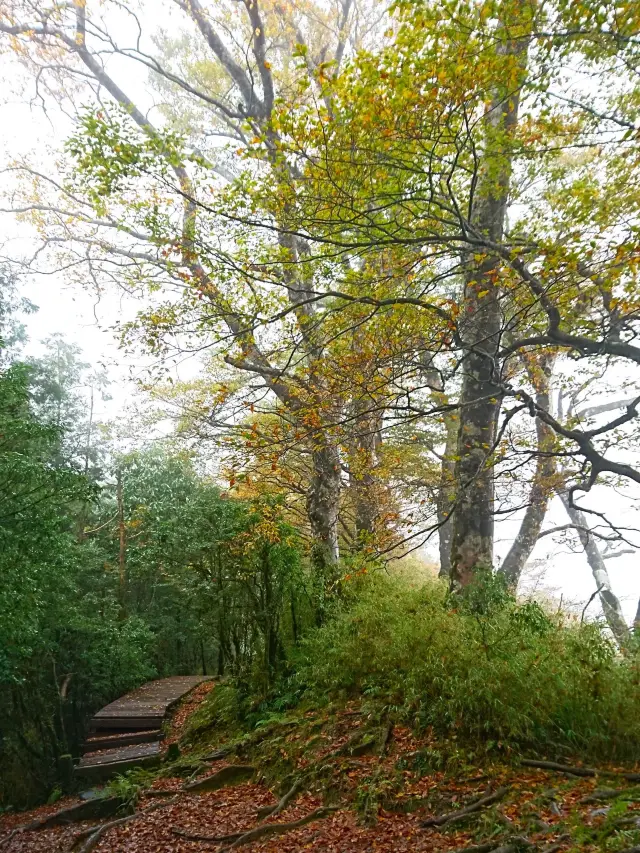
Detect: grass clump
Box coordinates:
(294, 572, 640, 761)
(182, 682, 246, 745)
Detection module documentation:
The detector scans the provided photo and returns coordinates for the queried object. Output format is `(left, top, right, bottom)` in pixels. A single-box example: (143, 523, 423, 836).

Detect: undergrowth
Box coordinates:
(188, 572, 640, 765)
(292, 572, 640, 761)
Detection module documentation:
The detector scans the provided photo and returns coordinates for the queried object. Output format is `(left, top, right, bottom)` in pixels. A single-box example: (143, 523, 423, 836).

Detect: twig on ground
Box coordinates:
(421, 787, 509, 828)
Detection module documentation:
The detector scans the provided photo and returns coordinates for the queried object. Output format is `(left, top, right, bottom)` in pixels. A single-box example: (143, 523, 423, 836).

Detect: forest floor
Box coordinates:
(2, 684, 640, 853)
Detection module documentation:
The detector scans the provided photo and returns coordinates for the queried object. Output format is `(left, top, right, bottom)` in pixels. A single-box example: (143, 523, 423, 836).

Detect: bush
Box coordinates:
(295, 573, 640, 761)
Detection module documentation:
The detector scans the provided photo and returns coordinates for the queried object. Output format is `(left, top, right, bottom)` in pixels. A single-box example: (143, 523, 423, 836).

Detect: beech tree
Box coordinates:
(0, 0, 391, 578)
(2, 0, 640, 590)
(253, 0, 640, 584)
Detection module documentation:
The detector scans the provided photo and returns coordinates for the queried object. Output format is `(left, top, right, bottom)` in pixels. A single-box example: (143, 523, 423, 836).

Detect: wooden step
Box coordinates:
(79, 676, 213, 781)
(90, 714, 165, 730)
(85, 729, 163, 751)
(75, 742, 162, 783)
(89, 676, 211, 730)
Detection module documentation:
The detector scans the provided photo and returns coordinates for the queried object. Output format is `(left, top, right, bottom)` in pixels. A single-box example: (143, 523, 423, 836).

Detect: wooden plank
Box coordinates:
(78, 741, 161, 769)
(91, 715, 164, 730)
(90, 676, 210, 725)
(75, 744, 162, 783)
(85, 730, 163, 750)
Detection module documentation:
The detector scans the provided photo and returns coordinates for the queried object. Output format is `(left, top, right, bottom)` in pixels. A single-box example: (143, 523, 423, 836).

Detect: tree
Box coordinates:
(254, 0, 640, 583)
(0, 0, 389, 579)
(2, 0, 640, 590)
(27, 334, 110, 476)
(0, 266, 35, 362)
(0, 354, 155, 805)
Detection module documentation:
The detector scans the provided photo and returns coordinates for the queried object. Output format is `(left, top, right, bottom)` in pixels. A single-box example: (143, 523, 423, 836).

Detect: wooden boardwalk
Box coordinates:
(76, 676, 212, 782)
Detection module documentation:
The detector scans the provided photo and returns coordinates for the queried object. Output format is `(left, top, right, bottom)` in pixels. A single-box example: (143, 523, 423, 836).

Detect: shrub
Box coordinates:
(295, 572, 640, 761)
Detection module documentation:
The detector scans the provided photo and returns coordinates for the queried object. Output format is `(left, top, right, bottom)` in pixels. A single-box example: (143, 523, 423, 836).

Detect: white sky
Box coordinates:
(0, 3, 638, 626)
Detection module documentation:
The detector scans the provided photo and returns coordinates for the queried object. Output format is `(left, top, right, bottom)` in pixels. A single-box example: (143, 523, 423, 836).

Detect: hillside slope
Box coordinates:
(3, 683, 640, 853)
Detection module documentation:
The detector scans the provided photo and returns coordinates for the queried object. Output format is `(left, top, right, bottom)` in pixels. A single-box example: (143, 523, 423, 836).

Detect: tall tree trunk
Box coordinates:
(500, 354, 556, 587)
(307, 440, 341, 579)
(437, 412, 458, 578)
(348, 400, 383, 546)
(558, 493, 630, 648)
(116, 468, 127, 615)
(449, 10, 530, 588)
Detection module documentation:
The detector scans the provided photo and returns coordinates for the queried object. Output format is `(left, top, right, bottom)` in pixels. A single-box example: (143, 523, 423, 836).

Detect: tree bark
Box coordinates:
(307, 440, 342, 578)
(558, 493, 630, 648)
(348, 399, 383, 546)
(449, 9, 530, 588)
(437, 412, 458, 578)
(500, 354, 556, 588)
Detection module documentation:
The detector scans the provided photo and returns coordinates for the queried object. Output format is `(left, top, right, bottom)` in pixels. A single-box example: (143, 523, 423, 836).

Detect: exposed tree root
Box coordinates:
(421, 787, 509, 828)
(521, 760, 596, 778)
(448, 837, 534, 853)
(144, 789, 184, 798)
(447, 834, 570, 853)
(218, 806, 340, 851)
(522, 759, 640, 784)
(171, 827, 243, 844)
(611, 772, 640, 783)
(203, 746, 236, 761)
(0, 797, 124, 849)
(379, 721, 394, 757)
(256, 779, 302, 821)
(580, 787, 640, 804)
(183, 764, 256, 792)
(171, 781, 334, 850)
(0, 830, 20, 850)
(70, 795, 179, 853)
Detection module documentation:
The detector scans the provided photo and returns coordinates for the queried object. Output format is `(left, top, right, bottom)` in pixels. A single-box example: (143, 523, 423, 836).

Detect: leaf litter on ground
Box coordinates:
(3, 688, 640, 852)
